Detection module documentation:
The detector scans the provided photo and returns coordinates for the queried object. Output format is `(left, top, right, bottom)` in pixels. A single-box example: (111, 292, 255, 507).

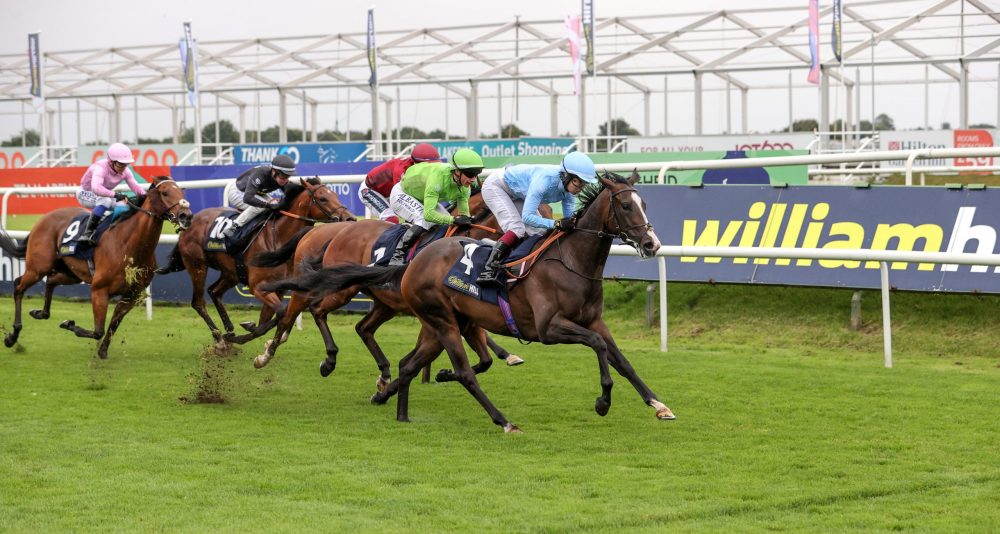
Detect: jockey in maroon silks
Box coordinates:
(358, 142, 440, 223)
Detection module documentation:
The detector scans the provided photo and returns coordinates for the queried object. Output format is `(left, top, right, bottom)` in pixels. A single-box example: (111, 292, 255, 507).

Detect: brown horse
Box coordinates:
(270, 171, 674, 432)
(253, 193, 534, 389)
(155, 177, 354, 345)
(0, 176, 193, 359)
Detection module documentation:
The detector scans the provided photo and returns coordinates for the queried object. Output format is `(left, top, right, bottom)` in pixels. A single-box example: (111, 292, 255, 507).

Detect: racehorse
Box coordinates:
(269, 171, 674, 432)
(253, 192, 536, 390)
(0, 176, 193, 359)
(155, 177, 354, 345)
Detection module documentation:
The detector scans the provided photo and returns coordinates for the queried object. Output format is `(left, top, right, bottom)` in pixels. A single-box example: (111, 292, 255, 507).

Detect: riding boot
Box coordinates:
(78, 213, 102, 245)
(476, 241, 513, 288)
(388, 225, 426, 266)
(222, 222, 241, 239)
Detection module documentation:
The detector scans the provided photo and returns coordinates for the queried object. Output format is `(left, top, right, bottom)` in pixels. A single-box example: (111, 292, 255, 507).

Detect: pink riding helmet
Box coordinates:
(107, 143, 135, 164)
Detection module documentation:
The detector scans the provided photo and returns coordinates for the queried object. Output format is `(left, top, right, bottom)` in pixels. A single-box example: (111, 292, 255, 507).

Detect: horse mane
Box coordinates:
(573, 171, 628, 218)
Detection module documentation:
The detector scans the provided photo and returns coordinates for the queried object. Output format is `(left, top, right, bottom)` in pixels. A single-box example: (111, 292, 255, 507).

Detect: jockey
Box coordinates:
(476, 151, 597, 287)
(222, 154, 295, 238)
(76, 142, 146, 245)
(386, 148, 483, 266)
(359, 142, 440, 222)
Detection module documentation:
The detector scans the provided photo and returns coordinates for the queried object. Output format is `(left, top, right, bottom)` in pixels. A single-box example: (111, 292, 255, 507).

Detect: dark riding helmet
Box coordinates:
(271, 154, 297, 176)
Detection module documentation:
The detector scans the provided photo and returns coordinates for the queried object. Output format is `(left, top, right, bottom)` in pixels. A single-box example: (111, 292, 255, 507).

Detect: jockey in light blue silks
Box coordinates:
(476, 151, 597, 287)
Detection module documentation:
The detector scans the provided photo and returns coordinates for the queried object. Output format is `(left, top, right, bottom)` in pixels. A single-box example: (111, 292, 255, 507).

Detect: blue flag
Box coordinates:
(180, 22, 198, 106)
(831, 0, 842, 63)
(367, 8, 377, 88)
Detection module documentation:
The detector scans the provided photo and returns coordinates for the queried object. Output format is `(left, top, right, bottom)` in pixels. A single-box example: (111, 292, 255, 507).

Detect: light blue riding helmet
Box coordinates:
(561, 152, 597, 184)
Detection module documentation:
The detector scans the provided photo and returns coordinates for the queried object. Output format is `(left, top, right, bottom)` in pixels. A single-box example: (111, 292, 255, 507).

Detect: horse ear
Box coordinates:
(598, 173, 614, 189)
(629, 168, 641, 185)
(299, 177, 307, 187)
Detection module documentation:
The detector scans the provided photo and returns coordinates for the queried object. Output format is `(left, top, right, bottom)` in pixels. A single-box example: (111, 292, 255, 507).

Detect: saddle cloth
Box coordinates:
(58, 206, 130, 259)
(368, 224, 449, 266)
(204, 209, 270, 255)
(441, 234, 545, 304)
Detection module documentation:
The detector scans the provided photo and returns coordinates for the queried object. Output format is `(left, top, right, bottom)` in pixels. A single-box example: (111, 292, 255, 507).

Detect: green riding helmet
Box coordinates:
(450, 148, 484, 175)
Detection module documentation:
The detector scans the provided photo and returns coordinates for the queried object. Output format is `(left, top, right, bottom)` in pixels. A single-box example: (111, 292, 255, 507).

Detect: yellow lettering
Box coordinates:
(776, 204, 808, 266)
(820, 222, 865, 268)
(755, 203, 787, 264)
(681, 219, 743, 262)
(797, 203, 829, 266)
(865, 223, 944, 270)
(735, 202, 766, 264)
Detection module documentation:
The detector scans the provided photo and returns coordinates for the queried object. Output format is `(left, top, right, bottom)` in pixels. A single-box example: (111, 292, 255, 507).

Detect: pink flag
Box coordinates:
(566, 15, 582, 95)
(807, 0, 820, 84)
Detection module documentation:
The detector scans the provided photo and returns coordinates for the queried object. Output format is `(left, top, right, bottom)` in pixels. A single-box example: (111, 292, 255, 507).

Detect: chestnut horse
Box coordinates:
(155, 177, 354, 345)
(253, 193, 535, 390)
(0, 176, 193, 359)
(269, 171, 674, 432)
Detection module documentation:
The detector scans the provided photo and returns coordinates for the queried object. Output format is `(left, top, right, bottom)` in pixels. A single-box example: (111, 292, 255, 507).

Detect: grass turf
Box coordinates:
(0, 283, 998, 531)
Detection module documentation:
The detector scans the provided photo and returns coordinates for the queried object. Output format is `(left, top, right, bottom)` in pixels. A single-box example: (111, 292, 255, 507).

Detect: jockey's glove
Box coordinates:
(453, 215, 473, 227)
(114, 191, 129, 202)
(554, 217, 576, 231)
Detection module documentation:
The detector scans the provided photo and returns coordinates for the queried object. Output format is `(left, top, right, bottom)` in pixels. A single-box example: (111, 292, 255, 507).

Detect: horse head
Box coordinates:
(290, 177, 357, 222)
(148, 176, 193, 230)
(592, 170, 661, 259)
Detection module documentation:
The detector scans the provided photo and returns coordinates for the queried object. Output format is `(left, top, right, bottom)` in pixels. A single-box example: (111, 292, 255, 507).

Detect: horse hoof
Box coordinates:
(240, 321, 256, 332)
(319, 359, 336, 377)
(97, 349, 109, 360)
(505, 355, 525, 366)
(434, 369, 454, 383)
(3, 334, 16, 348)
(396, 416, 411, 423)
(656, 406, 676, 420)
(370, 392, 388, 405)
(59, 319, 75, 330)
(503, 423, 523, 434)
(595, 396, 611, 417)
(253, 355, 269, 369)
(29, 310, 49, 320)
(222, 332, 236, 343)
(376, 376, 389, 393)
(280, 331, 289, 343)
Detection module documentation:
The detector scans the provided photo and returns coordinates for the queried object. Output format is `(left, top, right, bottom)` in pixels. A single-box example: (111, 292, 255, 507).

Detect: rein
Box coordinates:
(278, 186, 351, 223)
(444, 223, 500, 238)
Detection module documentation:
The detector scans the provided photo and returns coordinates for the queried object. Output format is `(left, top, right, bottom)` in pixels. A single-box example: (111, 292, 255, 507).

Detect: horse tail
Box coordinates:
(0, 228, 28, 259)
(250, 227, 313, 268)
(154, 244, 185, 275)
(261, 264, 405, 295)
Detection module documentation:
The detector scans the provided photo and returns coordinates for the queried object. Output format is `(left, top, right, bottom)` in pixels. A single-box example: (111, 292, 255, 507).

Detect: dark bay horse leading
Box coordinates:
(275, 171, 674, 432)
(156, 177, 354, 345)
(254, 193, 532, 390)
(0, 176, 193, 359)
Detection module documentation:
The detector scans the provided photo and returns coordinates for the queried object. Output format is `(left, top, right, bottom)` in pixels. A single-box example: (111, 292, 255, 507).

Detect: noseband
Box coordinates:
(126, 179, 190, 226)
(279, 186, 351, 223)
(573, 186, 653, 250)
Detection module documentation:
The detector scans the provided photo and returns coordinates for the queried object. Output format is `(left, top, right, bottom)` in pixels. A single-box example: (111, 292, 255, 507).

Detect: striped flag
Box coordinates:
(179, 22, 198, 106)
(582, 0, 594, 76)
(807, 0, 820, 84)
(27, 33, 43, 111)
(831, 0, 843, 63)
(367, 8, 377, 88)
(566, 15, 582, 95)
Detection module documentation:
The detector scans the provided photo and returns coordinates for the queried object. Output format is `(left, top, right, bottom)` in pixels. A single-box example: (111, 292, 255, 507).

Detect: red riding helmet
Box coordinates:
(410, 143, 440, 162)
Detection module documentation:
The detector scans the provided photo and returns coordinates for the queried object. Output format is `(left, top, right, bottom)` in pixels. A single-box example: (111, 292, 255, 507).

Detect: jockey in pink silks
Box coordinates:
(75, 142, 146, 245)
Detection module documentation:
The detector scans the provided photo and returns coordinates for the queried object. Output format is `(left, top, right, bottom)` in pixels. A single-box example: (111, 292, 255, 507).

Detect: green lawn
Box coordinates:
(1, 282, 998, 531)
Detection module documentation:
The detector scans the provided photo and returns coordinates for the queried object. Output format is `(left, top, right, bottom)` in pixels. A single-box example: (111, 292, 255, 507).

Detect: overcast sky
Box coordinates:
(2, 0, 998, 144)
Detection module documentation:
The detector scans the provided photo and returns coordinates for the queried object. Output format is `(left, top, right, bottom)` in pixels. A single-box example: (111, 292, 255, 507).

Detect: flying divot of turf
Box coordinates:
(180, 343, 241, 404)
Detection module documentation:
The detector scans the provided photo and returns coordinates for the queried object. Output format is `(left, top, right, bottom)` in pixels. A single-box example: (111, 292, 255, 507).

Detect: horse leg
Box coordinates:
(591, 319, 675, 420)
(537, 317, 614, 417)
(486, 334, 525, 366)
(227, 288, 283, 345)
(436, 325, 493, 383)
(354, 301, 396, 390)
(188, 265, 225, 342)
(305, 289, 355, 378)
(394, 329, 446, 422)
(253, 293, 304, 369)
(427, 318, 518, 432)
(5, 271, 43, 347)
(28, 280, 58, 320)
(240, 301, 277, 334)
(96, 294, 140, 359)
(60, 287, 108, 342)
(208, 272, 238, 340)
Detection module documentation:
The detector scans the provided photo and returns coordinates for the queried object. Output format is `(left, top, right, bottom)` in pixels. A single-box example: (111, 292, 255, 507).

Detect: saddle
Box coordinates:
(204, 209, 273, 285)
(368, 224, 450, 266)
(58, 206, 131, 259)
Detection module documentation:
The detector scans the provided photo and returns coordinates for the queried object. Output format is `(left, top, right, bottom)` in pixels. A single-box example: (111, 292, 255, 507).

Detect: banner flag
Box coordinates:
(367, 8, 377, 88)
(180, 22, 198, 107)
(831, 0, 842, 63)
(27, 33, 42, 112)
(565, 15, 582, 95)
(582, 0, 594, 76)
(807, 0, 820, 84)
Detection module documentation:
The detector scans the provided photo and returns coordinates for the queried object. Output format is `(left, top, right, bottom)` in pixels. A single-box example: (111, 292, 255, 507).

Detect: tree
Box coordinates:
(873, 113, 895, 131)
(1, 129, 40, 147)
(941, 121, 952, 130)
(396, 126, 428, 139)
(791, 119, 818, 132)
(499, 123, 529, 138)
(597, 118, 639, 137)
(426, 129, 447, 139)
(970, 123, 995, 129)
(200, 120, 240, 144)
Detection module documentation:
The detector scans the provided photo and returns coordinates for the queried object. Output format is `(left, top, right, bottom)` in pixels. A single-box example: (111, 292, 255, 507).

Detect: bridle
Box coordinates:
(125, 179, 191, 228)
(278, 185, 352, 223)
(572, 184, 653, 250)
